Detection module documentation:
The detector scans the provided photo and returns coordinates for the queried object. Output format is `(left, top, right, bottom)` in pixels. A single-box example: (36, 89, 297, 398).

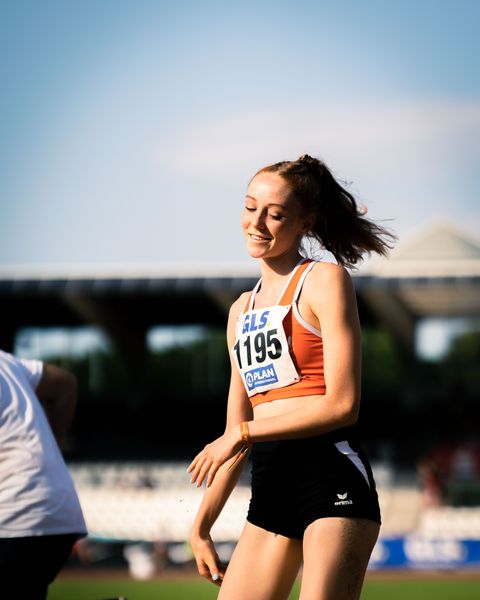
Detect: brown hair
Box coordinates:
(254, 154, 396, 268)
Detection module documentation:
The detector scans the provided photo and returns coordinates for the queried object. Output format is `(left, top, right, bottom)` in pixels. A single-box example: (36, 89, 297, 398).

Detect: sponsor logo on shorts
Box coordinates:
(245, 364, 278, 390)
(335, 492, 353, 506)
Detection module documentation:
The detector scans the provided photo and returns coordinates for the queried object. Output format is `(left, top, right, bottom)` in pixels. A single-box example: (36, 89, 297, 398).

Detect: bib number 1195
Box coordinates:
(233, 329, 282, 369)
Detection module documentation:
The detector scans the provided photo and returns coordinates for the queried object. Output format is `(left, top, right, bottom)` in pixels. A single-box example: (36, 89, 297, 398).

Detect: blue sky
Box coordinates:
(1, 0, 479, 268)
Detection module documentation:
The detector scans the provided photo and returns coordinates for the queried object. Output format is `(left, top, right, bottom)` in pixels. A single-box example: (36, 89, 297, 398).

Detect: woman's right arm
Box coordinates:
(190, 294, 253, 586)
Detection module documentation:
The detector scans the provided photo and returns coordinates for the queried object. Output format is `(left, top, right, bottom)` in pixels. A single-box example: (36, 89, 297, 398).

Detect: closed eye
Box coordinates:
(269, 213, 286, 221)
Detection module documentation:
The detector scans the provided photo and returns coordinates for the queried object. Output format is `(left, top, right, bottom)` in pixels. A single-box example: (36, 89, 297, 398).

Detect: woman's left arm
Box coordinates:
(249, 262, 361, 441)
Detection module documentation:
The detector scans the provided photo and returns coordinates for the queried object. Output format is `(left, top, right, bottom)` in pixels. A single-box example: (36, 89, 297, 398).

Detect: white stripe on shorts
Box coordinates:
(334, 441, 370, 489)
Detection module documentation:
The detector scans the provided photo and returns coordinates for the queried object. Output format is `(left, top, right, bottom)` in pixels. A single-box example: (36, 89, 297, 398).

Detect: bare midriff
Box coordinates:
(253, 393, 326, 420)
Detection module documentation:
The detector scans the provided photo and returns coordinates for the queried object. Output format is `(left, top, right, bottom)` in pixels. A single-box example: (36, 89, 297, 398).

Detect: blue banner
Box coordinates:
(369, 537, 480, 569)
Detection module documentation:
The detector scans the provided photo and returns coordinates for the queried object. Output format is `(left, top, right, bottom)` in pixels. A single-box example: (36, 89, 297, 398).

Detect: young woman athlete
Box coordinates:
(188, 154, 394, 599)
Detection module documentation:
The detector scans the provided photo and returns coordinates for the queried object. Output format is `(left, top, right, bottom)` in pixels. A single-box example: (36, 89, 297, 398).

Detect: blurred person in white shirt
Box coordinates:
(0, 350, 87, 600)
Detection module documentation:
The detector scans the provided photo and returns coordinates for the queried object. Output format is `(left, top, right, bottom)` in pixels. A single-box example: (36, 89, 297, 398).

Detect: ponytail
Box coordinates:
(255, 154, 396, 268)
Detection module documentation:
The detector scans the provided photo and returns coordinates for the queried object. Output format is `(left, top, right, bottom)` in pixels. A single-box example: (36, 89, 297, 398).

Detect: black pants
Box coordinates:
(0, 533, 80, 600)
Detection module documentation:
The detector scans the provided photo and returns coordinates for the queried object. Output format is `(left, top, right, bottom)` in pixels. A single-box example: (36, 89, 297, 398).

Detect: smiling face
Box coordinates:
(242, 172, 313, 261)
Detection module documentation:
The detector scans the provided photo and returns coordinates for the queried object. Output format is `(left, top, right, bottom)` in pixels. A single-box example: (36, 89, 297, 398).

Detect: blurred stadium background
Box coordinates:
(1, 220, 479, 592)
(2, 1, 479, 597)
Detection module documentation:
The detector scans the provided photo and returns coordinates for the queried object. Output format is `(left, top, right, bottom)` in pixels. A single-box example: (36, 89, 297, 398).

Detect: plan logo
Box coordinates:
(335, 492, 353, 506)
(245, 364, 278, 390)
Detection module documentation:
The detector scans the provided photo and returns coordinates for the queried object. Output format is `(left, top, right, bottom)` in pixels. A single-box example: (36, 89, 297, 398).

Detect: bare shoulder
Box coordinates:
(308, 261, 353, 290)
(226, 292, 249, 339)
(226, 292, 250, 348)
(302, 261, 356, 313)
(228, 292, 250, 321)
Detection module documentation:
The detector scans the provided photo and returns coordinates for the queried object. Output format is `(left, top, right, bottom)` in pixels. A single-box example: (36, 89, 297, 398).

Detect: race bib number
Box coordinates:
(232, 305, 299, 396)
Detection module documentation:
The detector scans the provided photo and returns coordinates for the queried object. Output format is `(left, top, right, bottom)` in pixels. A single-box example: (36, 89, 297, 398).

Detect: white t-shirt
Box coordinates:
(0, 350, 87, 538)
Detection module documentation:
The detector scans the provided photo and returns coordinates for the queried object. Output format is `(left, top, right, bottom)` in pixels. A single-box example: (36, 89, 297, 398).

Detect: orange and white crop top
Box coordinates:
(232, 259, 326, 407)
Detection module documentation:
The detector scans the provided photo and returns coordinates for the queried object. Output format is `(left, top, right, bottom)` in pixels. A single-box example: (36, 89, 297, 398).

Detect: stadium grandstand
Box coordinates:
(1, 221, 479, 572)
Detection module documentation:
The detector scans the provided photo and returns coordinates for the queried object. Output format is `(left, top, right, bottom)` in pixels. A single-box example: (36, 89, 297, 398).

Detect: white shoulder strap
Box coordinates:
(275, 257, 307, 305)
(292, 261, 316, 303)
(246, 278, 262, 311)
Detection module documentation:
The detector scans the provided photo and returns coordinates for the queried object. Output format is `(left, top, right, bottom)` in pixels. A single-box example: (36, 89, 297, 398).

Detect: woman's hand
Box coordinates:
(187, 427, 243, 487)
(190, 532, 225, 586)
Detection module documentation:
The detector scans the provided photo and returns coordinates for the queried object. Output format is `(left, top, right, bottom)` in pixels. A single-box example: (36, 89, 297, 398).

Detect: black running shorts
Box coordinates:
(246, 429, 381, 539)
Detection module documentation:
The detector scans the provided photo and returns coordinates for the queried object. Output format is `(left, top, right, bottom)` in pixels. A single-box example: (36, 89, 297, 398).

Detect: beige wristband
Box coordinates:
(240, 421, 251, 447)
(227, 422, 251, 473)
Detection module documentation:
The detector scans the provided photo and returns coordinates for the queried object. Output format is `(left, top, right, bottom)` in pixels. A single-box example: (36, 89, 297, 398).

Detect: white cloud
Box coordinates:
(154, 99, 480, 178)
(152, 98, 480, 242)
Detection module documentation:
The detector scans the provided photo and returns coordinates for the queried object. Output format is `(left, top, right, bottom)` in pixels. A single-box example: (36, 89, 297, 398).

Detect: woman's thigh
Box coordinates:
(218, 521, 303, 600)
(300, 517, 379, 600)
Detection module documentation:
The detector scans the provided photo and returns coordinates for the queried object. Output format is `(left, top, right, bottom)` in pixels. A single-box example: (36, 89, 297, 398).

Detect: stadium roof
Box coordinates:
(356, 222, 480, 320)
(0, 222, 478, 352)
(0, 222, 478, 286)
(360, 221, 480, 278)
